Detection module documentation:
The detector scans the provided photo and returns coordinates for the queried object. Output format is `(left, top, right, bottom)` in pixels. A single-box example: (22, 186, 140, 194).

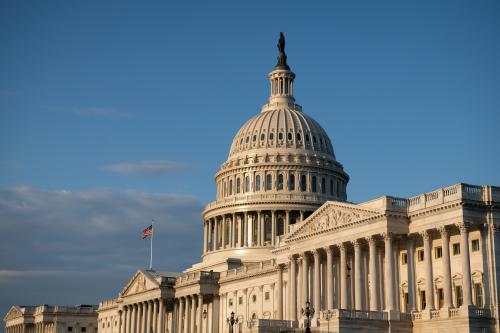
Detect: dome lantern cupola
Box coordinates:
(267, 32, 296, 106)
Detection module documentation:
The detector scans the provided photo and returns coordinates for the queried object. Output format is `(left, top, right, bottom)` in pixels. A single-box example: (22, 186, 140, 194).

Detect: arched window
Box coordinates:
(277, 174, 284, 190)
(312, 176, 317, 192)
(266, 174, 272, 191)
(321, 177, 326, 194)
(223, 181, 226, 197)
(255, 175, 261, 191)
(330, 179, 334, 195)
(300, 175, 307, 192)
(236, 178, 241, 194)
(336, 180, 340, 197)
(229, 179, 233, 195)
(245, 176, 250, 192)
(289, 174, 295, 191)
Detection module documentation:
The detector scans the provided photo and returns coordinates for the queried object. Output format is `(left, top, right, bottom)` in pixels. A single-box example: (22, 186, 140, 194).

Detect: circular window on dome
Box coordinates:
(305, 134, 310, 142)
(260, 133, 265, 141)
(278, 132, 283, 140)
(253, 135, 257, 142)
(296, 133, 302, 141)
(269, 133, 274, 140)
(287, 132, 292, 141)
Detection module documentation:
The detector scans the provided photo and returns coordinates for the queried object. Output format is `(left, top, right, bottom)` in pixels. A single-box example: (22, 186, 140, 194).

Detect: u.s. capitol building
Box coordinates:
(90, 35, 499, 333)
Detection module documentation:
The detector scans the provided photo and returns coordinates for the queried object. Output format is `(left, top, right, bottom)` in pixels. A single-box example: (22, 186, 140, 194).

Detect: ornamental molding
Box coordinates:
(4, 306, 24, 322)
(286, 201, 384, 242)
(120, 270, 159, 298)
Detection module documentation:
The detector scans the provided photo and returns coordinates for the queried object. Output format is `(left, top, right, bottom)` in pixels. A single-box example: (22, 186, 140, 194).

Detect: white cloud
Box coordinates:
(102, 160, 188, 176)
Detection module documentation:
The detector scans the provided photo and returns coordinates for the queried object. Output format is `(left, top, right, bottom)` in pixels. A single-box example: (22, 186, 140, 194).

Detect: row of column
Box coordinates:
(120, 299, 165, 333)
(284, 224, 476, 320)
(5, 325, 26, 333)
(176, 294, 213, 333)
(204, 210, 309, 253)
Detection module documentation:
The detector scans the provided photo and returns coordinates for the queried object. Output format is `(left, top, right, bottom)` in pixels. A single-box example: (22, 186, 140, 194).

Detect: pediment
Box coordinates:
(120, 270, 159, 297)
(287, 201, 383, 241)
(4, 306, 23, 321)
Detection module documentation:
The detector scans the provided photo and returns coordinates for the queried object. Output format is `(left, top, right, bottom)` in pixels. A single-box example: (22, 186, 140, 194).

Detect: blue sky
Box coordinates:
(0, 0, 499, 318)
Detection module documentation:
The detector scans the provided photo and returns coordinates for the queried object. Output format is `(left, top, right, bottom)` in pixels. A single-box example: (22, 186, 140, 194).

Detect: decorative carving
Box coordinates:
(439, 225, 449, 237)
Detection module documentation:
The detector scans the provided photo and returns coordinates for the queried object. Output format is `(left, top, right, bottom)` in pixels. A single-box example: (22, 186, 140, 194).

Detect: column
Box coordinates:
(260, 213, 265, 245)
(277, 264, 284, 319)
(158, 300, 165, 333)
(422, 230, 435, 310)
(131, 305, 136, 333)
(184, 297, 190, 333)
(339, 243, 348, 309)
(368, 236, 378, 311)
(406, 236, 416, 312)
(231, 213, 236, 248)
(300, 210, 305, 222)
(289, 256, 297, 320)
(126, 306, 131, 333)
(141, 303, 147, 333)
(203, 222, 208, 254)
(243, 212, 248, 247)
(384, 233, 395, 311)
(138, 303, 144, 333)
(440, 227, 453, 309)
(302, 253, 310, 306)
(198, 294, 204, 333)
(271, 211, 276, 246)
(178, 298, 184, 333)
(257, 211, 262, 246)
(190, 296, 196, 333)
(171, 301, 177, 333)
(459, 223, 473, 307)
(213, 218, 218, 251)
(118, 311, 123, 333)
(285, 210, 290, 234)
(153, 299, 159, 333)
(353, 240, 363, 310)
(325, 246, 334, 310)
(221, 216, 226, 249)
(313, 250, 321, 315)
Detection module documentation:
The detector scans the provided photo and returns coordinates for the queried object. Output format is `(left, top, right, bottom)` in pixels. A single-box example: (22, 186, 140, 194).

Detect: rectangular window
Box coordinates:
(456, 286, 463, 307)
(472, 239, 480, 252)
(435, 246, 442, 259)
(239, 296, 243, 305)
(475, 283, 483, 307)
(68, 328, 73, 332)
(453, 243, 460, 255)
(438, 288, 444, 309)
(311, 175, 317, 192)
(228, 298, 233, 306)
(401, 253, 408, 265)
(321, 177, 326, 194)
(417, 249, 424, 262)
(289, 174, 295, 191)
(265, 291, 270, 300)
(300, 175, 307, 192)
(420, 290, 426, 310)
(329, 179, 334, 195)
(403, 292, 408, 313)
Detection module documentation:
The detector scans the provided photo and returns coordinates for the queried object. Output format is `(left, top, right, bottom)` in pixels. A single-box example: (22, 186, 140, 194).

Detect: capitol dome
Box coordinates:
(201, 33, 349, 264)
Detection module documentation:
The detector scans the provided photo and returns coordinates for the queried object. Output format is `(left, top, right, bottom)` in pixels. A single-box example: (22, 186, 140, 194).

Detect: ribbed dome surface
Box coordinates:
(228, 108, 336, 159)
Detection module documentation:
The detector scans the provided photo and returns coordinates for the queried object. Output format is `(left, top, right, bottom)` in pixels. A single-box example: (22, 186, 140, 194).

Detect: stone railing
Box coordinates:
(255, 319, 294, 328)
(98, 299, 118, 310)
(204, 193, 328, 211)
(470, 307, 491, 318)
(411, 311, 422, 320)
(176, 271, 220, 286)
(35, 305, 97, 315)
(449, 308, 459, 317)
(430, 310, 440, 319)
(362, 183, 498, 213)
(324, 309, 388, 321)
(223, 260, 276, 279)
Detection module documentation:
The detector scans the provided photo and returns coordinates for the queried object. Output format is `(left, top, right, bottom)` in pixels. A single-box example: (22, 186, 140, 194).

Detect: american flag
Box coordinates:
(142, 225, 153, 239)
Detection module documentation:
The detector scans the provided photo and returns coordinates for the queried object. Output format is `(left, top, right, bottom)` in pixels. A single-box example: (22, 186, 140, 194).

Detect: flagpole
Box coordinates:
(150, 219, 154, 270)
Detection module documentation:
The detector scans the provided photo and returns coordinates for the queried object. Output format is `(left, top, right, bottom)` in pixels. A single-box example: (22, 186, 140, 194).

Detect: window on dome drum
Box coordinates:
(321, 177, 326, 194)
(236, 178, 241, 194)
(297, 133, 301, 141)
(277, 216, 284, 236)
(277, 174, 284, 190)
(305, 134, 310, 142)
(311, 176, 317, 192)
(289, 174, 295, 191)
(288, 132, 292, 141)
(266, 174, 272, 191)
(336, 180, 340, 197)
(472, 239, 480, 252)
(229, 179, 233, 195)
(253, 135, 256, 142)
(330, 179, 334, 195)
(313, 136, 317, 144)
(320, 137, 323, 145)
(278, 132, 283, 140)
(245, 176, 250, 192)
(255, 175, 261, 191)
(246, 136, 249, 143)
(300, 175, 307, 192)
(269, 133, 274, 140)
(261, 133, 265, 141)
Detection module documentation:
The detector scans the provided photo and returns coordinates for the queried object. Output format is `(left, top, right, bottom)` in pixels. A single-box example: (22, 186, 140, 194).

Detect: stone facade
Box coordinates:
(3, 305, 97, 333)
